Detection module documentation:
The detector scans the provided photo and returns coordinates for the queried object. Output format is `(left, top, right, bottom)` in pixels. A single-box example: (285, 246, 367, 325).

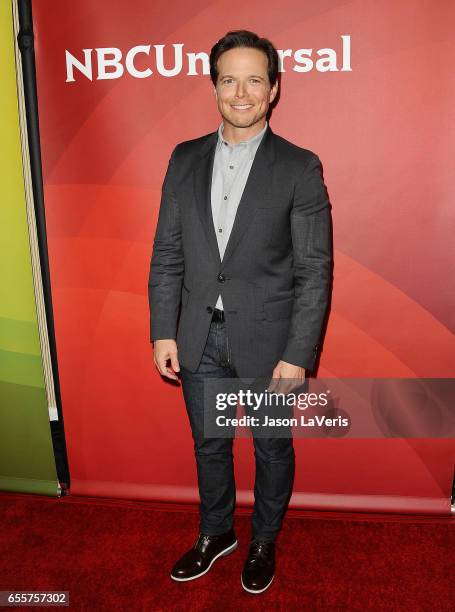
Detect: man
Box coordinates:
(148, 30, 332, 594)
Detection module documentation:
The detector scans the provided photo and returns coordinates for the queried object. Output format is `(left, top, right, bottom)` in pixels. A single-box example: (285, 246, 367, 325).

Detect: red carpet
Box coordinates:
(0, 492, 453, 611)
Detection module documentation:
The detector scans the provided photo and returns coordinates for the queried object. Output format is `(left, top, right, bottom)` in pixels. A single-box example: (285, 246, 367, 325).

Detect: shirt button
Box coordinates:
(218, 228, 222, 233)
(217, 274, 226, 283)
(223, 195, 228, 200)
(207, 306, 213, 314)
(229, 165, 234, 169)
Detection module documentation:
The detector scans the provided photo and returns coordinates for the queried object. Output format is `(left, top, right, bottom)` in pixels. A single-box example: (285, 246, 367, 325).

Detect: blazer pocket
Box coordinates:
(263, 297, 294, 321)
(255, 205, 285, 211)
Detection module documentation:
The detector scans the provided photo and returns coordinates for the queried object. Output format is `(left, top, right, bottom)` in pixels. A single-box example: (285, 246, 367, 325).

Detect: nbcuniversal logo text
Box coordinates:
(65, 35, 352, 82)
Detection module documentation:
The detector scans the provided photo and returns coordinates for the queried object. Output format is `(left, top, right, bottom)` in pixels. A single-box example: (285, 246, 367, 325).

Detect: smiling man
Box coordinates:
(148, 30, 333, 594)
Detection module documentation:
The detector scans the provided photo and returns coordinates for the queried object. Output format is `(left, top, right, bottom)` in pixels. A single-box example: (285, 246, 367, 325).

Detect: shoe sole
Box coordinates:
(170, 540, 238, 582)
(241, 574, 274, 594)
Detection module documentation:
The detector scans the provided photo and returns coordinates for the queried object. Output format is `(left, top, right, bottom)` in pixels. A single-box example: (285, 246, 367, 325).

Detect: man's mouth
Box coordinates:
(231, 104, 254, 111)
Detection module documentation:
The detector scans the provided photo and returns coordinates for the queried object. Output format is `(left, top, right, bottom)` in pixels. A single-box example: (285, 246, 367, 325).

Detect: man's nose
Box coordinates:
(235, 82, 246, 97)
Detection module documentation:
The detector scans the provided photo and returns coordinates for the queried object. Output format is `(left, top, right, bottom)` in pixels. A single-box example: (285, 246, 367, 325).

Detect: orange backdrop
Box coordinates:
(32, 0, 455, 512)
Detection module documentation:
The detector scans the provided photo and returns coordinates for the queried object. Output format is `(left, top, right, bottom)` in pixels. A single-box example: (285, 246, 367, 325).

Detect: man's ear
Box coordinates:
(213, 87, 218, 99)
(269, 81, 278, 103)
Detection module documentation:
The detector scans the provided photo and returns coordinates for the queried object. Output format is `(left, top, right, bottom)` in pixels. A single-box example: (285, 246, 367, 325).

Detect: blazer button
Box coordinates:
(206, 306, 213, 313)
(217, 274, 226, 283)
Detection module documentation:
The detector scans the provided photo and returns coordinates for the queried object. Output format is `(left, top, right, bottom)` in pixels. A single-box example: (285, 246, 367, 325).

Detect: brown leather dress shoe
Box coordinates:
(241, 539, 275, 594)
(170, 528, 238, 581)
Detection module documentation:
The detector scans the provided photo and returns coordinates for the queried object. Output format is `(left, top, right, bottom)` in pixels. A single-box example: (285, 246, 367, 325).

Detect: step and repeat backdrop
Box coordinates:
(31, 0, 455, 511)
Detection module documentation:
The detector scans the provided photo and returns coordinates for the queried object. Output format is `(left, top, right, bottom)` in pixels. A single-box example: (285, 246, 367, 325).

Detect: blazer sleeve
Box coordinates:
(148, 147, 184, 342)
(281, 153, 333, 371)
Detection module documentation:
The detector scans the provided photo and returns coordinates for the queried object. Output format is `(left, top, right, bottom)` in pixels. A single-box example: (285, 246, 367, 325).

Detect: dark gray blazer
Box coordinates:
(148, 124, 333, 378)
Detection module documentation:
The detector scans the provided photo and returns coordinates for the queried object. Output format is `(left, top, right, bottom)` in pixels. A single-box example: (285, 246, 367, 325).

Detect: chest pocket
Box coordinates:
(253, 205, 290, 249)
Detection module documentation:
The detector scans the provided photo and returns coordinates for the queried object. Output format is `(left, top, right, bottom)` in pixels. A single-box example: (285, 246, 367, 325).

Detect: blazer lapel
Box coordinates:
(193, 131, 221, 265)
(221, 124, 275, 266)
(193, 124, 275, 267)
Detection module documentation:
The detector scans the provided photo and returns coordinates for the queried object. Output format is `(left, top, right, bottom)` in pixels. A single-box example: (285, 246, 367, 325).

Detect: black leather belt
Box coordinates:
(211, 308, 225, 322)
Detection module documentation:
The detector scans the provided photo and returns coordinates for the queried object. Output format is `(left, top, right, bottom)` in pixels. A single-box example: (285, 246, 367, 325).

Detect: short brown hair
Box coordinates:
(209, 30, 279, 87)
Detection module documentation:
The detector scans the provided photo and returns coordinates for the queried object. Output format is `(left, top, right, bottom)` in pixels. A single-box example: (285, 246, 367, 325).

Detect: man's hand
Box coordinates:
(153, 339, 180, 381)
(268, 360, 305, 395)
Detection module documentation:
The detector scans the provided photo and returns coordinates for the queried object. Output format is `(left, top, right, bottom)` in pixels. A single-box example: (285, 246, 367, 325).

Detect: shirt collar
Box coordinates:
(217, 120, 268, 157)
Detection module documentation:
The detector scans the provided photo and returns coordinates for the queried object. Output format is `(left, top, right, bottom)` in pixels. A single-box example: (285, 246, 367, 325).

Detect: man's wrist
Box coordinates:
(281, 345, 316, 372)
(152, 337, 176, 345)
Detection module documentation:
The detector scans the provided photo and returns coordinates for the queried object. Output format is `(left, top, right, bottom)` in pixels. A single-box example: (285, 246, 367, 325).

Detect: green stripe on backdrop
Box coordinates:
(0, 1, 59, 495)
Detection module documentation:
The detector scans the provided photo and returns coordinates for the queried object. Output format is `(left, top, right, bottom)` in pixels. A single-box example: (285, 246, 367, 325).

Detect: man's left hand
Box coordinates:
(268, 360, 306, 395)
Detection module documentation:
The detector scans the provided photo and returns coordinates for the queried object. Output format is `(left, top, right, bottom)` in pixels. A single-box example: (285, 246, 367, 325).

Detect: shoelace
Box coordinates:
(247, 540, 273, 565)
(194, 533, 218, 554)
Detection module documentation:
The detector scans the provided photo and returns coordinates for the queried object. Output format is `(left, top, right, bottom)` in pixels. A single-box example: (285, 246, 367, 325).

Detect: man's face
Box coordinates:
(214, 47, 278, 130)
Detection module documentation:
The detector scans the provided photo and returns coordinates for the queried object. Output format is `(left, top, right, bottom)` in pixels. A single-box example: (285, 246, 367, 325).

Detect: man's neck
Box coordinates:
(221, 119, 267, 145)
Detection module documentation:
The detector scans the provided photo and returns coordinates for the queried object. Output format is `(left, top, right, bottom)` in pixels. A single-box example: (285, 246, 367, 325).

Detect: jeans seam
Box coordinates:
(214, 322, 222, 366)
(226, 328, 231, 367)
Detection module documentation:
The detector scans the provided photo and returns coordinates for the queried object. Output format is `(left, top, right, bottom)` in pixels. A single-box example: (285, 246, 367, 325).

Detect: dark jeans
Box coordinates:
(180, 315, 295, 543)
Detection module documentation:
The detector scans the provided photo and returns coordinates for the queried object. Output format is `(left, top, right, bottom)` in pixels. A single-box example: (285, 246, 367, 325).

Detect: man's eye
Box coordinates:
(250, 79, 260, 83)
(223, 79, 234, 84)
